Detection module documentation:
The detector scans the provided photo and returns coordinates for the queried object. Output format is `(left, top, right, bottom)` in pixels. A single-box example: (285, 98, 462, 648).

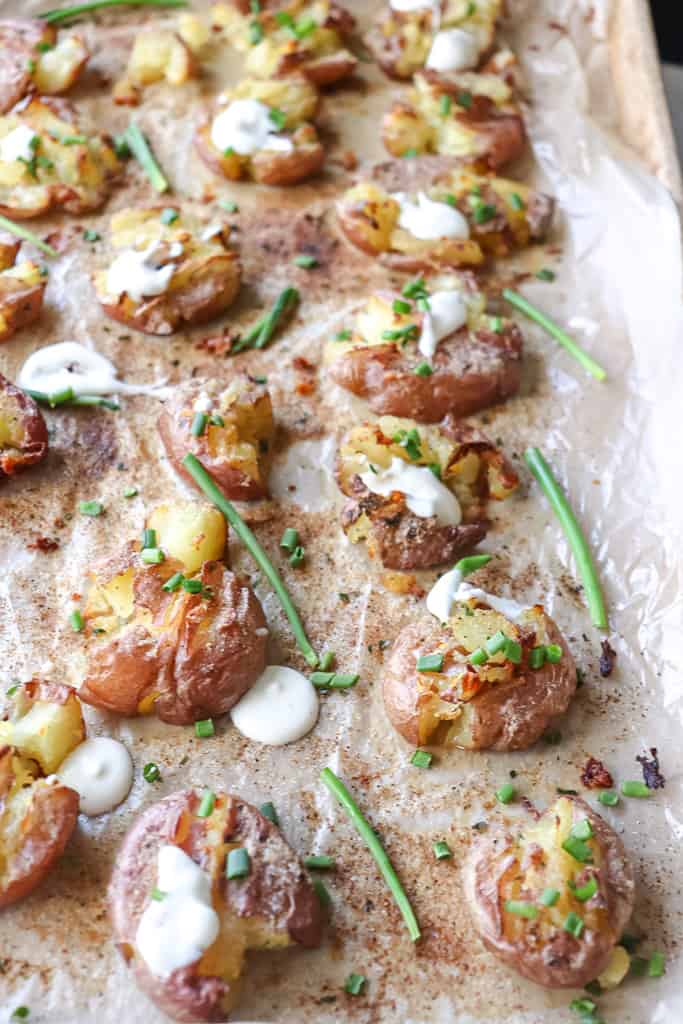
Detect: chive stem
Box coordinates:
(503, 289, 606, 381)
(123, 122, 168, 193)
(0, 214, 58, 257)
(320, 767, 420, 941)
(24, 388, 119, 411)
(41, 0, 187, 24)
(233, 287, 299, 353)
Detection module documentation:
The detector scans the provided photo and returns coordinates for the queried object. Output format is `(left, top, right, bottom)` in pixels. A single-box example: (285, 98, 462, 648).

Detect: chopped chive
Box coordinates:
(598, 790, 619, 807)
(648, 952, 665, 977)
(563, 911, 585, 938)
(69, 609, 84, 632)
(223, 146, 235, 157)
(570, 818, 594, 842)
(310, 672, 358, 689)
(294, 253, 317, 268)
(621, 780, 651, 798)
(504, 900, 538, 919)
(209, 413, 224, 427)
(143, 761, 161, 782)
(573, 876, 598, 902)
(416, 653, 443, 672)
(433, 840, 452, 860)
(275, 10, 294, 26)
(529, 645, 546, 669)
(562, 836, 593, 863)
(83, 229, 100, 242)
(191, 411, 208, 437)
(294, 15, 316, 37)
(268, 107, 287, 131)
(123, 122, 169, 193)
(259, 801, 279, 825)
(6, 684, 20, 697)
(539, 887, 560, 906)
(439, 94, 452, 117)
(150, 887, 166, 901)
(249, 19, 263, 43)
(510, 192, 525, 211)
(79, 499, 103, 517)
(427, 463, 441, 479)
(411, 749, 432, 769)
(10, 1010, 30, 1021)
(414, 362, 433, 376)
(197, 789, 216, 818)
(503, 638, 522, 664)
(219, 199, 238, 212)
(304, 854, 336, 869)
(402, 276, 429, 300)
(382, 324, 418, 342)
(403, 148, 418, 158)
(319, 650, 336, 671)
(36, 41, 54, 52)
(536, 267, 556, 281)
(123, 486, 138, 498)
(490, 315, 503, 333)
(466, 1, 476, 14)
(226, 847, 250, 879)
(160, 207, 179, 225)
(485, 631, 507, 656)
(545, 644, 563, 663)
(313, 878, 331, 906)
(61, 134, 87, 145)
(472, 202, 497, 224)
(0, 214, 58, 257)
(182, 578, 203, 594)
(469, 647, 488, 666)
(344, 973, 366, 995)
(141, 528, 156, 548)
(524, 447, 607, 629)
(505, 289, 606, 381)
(496, 783, 516, 804)
(335, 329, 352, 341)
(141, 547, 165, 564)
(289, 545, 305, 567)
(41, 2, 188, 25)
(453, 554, 492, 577)
(194, 718, 214, 738)
(456, 90, 472, 109)
(280, 527, 299, 552)
(113, 134, 131, 159)
(392, 298, 412, 314)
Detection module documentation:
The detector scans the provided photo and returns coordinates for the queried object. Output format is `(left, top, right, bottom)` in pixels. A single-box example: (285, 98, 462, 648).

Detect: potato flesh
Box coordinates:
(227, 77, 318, 129)
(147, 502, 227, 574)
(126, 31, 195, 87)
(205, 381, 274, 485)
(0, 395, 24, 447)
(0, 692, 85, 774)
(597, 945, 630, 989)
(32, 35, 88, 94)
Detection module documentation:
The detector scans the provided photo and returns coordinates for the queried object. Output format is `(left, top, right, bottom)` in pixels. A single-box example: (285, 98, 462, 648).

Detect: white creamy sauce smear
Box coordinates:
(18, 341, 169, 398)
(230, 666, 319, 745)
(426, 27, 480, 72)
(0, 124, 38, 163)
(393, 191, 470, 241)
(57, 737, 133, 816)
(418, 290, 468, 360)
(106, 241, 177, 303)
(136, 845, 220, 977)
(426, 568, 528, 622)
(211, 99, 293, 156)
(361, 458, 461, 524)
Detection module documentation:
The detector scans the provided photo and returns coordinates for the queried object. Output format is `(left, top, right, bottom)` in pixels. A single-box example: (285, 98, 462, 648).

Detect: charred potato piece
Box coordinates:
(0, 19, 88, 114)
(0, 373, 48, 479)
(383, 70, 525, 170)
(324, 280, 522, 421)
(0, 679, 86, 774)
(464, 795, 635, 987)
(93, 207, 241, 336)
(336, 414, 518, 570)
(78, 501, 268, 725)
(0, 244, 46, 343)
(158, 375, 275, 500)
(195, 77, 325, 186)
(383, 594, 575, 748)
(110, 789, 323, 1022)
(113, 30, 197, 106)
(367, 0, 501, 81)
(0, 98, 121, 219)
(337, 170, 554, 272)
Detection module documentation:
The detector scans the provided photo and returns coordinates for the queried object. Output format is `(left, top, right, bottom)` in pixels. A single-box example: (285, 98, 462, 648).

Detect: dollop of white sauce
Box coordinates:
(211, 99, 293, 156)
(0, 124, 38, 163)
(419, 290, 468, 360)
(230, 666, 319, 745)
(361, 457, 461, 524)
(426, 28, 480, 73)
(393, 191, 470, 241)
(135, 845, 220, 978)
(57, 737, 133, 816)
(18, 341, 169, 398)
(426, 568, 528, 623)
(105, 241, 177, 303)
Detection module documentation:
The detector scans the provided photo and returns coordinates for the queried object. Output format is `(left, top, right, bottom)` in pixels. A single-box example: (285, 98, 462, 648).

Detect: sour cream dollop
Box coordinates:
(230, 666, 319, 745)
(106, 241, 177, 303)
(426, 568, 528, 623)
(426, 28, 480, 73)
(211, 99, 293, 156)
(57, 737, 133, 816)
(18, 341, 168, 398)
(394, 191, 470, 241)
(0, 125, 38, 163)
(361, 457, 461, 524)
(135, 845, 220, 977)
(418, 289, 468, 360)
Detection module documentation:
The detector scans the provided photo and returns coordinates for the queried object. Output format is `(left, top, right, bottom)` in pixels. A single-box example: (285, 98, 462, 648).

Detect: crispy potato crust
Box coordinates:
(464, 795, 635, 987)
(0, 242, 46, 343)
(0, 373, 48, 479)
(0, 19, 88, 114)
(109, 789, 324, 1022)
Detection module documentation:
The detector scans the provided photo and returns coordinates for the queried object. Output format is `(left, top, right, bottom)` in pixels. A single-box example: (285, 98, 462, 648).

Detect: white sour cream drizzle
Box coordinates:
(106, 241, 178, 303)
(0, 124, 38, 163)
(426, 27, 480, 72)
(419, 290, 468, 360)
(393, 192, 470, 241)
(57, 737, 133, 816)
(427, 568, 528, 623)
(136, 845, 220, 977)
(230, 666, 319, 745)
(361, 458, 461, 524)
(211, 99, 294, 156)
(18, 341, 169, 399)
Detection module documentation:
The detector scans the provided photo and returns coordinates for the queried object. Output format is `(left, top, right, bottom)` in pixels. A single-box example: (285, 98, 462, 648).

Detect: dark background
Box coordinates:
(650, 1, 680, 64)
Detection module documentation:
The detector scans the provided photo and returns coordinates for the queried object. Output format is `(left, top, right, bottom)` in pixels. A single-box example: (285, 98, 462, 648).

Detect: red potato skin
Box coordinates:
(0, 373, 49, 479)
(0, 19, 53, 114)
(195, 122, 325, 187)
(464, 796, 636, 988)
(109, 789, 323, 1023)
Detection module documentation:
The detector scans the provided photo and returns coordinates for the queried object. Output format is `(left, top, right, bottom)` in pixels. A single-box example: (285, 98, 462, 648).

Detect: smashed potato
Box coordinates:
(113, 30, 197, 106)
(464, 796, 635, 987)
(0, 98, 121, 219)
(0, 19, 88, 114)
(324, 277, 522, 421)
(110, 789, 324, 1022)
(93, 207, 241, 336)
(337, 170, 554, 272)
(382, 591, 576, 748)
(158, 375, 275, 501)
(0, 372, 48, 479)
(382, 70, 525, 170)
(78, 501, 268, 725)
(195, 77, 325, 186)
(336, 414, 518, 569)
(0, 237, 46, 344)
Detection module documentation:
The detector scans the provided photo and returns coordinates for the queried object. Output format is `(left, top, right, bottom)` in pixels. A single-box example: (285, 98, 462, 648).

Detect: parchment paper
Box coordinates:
(1, 1, 682, 1022)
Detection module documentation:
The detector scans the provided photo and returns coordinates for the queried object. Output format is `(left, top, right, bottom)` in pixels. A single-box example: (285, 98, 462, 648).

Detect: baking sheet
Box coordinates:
(1, 0, 683, 1022)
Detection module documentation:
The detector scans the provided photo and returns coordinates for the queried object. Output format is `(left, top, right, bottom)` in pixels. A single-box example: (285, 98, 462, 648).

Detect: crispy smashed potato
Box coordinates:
(383, 592, 576, 748)
(110, 789, 324, 1022)
(113, 30, 197, 106)
(383, 70, 525, 169)
(0, 98, 121, 219)
(0, 19, 88, 114)
(0, 237, 46, 343)
(324, 278, 522, 421)
(213, 0, 357, 86)
(464, 795, 635, 987)
(0, 372, 48, 479)
(195, 77, 325, 186)
(93, 207, 241, 336)
(367, 0, 501, 81)
(337, 170, 554, 272)
(78, 501, 268, 725)
(336, 414, 518, 569)
(158, 375, 275, 501)
(0, 679, 85, 774)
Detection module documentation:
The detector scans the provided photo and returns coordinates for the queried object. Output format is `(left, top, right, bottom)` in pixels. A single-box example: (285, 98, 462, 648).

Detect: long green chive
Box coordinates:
(162, 571, 184, 592)
(280, 527, 299, 552)
(414, 362, 433, 377)
(505, 900, 538, 919)
(598, 790, 619, 807)
(41, 1, 187, 24)
(524, 447, 607, 629)
(304, 854, 335, 869)
(433, 841, 452, 860)
(564, 911, 584, 938)
(320, 767, 420, 940)
(540, 887, 560, 906)
(485, 631, 508, 656)
(496, 783, 516, 804)
(191, 411, 208, 437)
(143, 761, 161, 782)
(469, 647, 488, 666)
(194, 718, 214, 738)
(259, 801, 279, 825)
(562, 836, 593, 863)
(232, 287, 299, 354)
(27, 389, 121, 410)
(573, 876, 598, 902)
(411, 750, 432, 769)
(197, 789, 216, 818)
(294, 253, 317, 268)
(69, 609, 84, 632)
(123, 122, 169, 193)
(226, 847, 250, 879)
(182, 453, 318, 666)
(621, 780, 651, 798)
(0, 213, 58, 257)
(141, 547, 165, 564)
(503, 289, 606, 380)
(454, 554, 491, 576)
(416, 653, 443, 673)
(344, 973, 366, 995)
(79, 499, 103, 517)
(310, 671, 358, 689)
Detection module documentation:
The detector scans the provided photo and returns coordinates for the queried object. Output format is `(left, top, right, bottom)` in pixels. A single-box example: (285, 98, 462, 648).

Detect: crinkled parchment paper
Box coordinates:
(1, 0, 682, 1022)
